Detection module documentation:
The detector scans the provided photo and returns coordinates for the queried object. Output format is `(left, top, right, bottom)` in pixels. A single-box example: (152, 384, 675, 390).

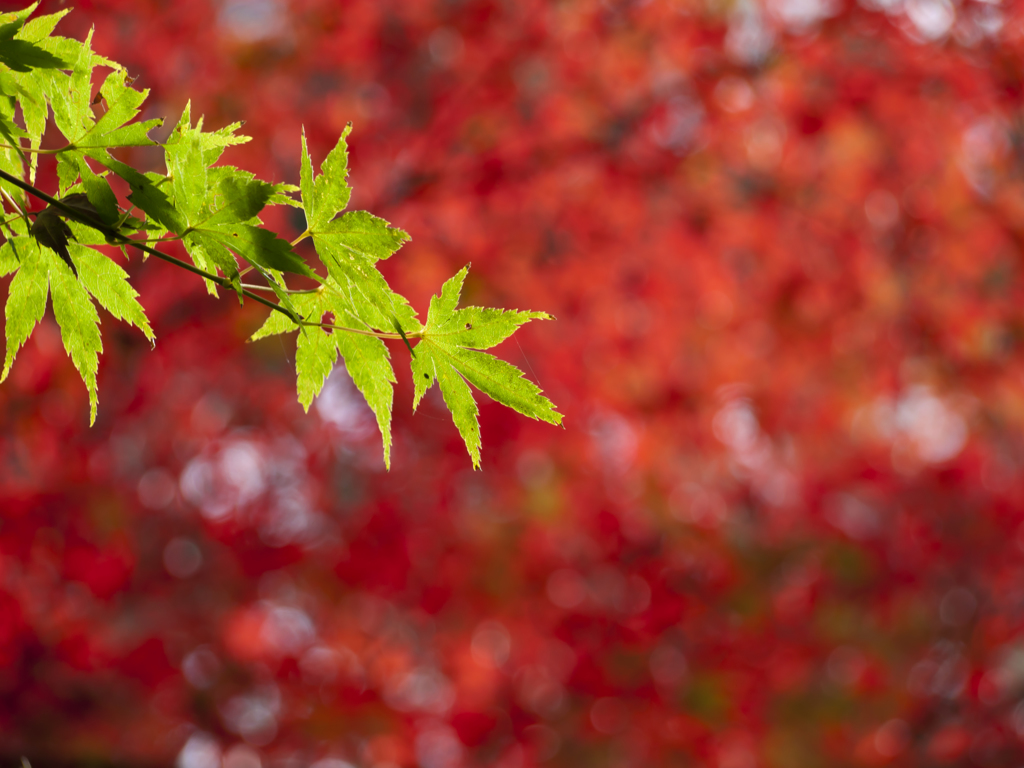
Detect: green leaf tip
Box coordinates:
(47, 247, 102, 425)
(2, 237, 47, 384)
(300, 124, 353, 233)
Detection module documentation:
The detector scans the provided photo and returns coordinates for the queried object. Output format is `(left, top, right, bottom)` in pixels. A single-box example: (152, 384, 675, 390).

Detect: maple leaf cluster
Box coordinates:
(0, 3, 558, 461)
(2, 0, 1024, 767)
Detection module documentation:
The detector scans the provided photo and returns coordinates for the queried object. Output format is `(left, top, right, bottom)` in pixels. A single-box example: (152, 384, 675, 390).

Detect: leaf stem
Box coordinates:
(0, 186, 25, 215)
(0, 186, 29, 230)
(0, 143, 60, 155)
(137, 234, 184, 244)
(290, 229, 310, 246)
(241, 282, 319, 295)
(299, 319, 417, 340)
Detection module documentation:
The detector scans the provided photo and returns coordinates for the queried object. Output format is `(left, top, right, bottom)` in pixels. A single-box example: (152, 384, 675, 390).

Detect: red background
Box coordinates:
(2, 0, 1024, 766)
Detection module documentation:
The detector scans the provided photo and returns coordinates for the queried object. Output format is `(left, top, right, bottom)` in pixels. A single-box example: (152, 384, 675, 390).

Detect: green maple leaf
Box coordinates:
(251, 285, 396, 468)
(2, 195, 154, 423)
(2, 232, 153, 425)
(2, 233, 102, 425)
(299, 129, 417, 334)
(412, 266, 562, 468)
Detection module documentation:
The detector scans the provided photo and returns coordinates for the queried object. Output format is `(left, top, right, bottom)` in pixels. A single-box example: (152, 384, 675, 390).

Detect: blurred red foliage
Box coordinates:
(3, 0, 1024, 766)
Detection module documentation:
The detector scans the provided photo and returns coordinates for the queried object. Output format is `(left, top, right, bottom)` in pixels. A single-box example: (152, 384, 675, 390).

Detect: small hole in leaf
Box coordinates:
(465, 323, 473, 330)
(423, 373, 429, 379)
